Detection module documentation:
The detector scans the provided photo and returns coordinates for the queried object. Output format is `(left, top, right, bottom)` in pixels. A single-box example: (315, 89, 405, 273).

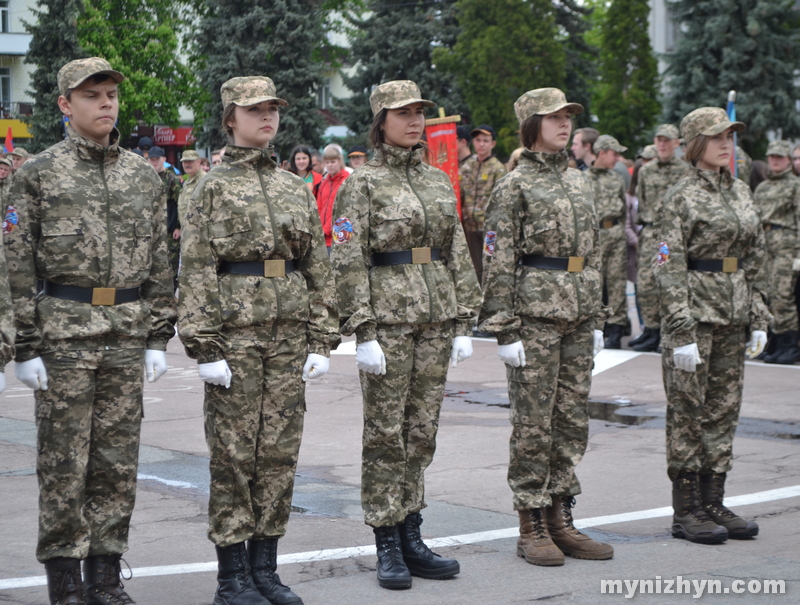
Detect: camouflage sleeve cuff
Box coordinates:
(144, 340, 168, 352)
(495, 330, 521, 346)
(660, 329, 695, 349)
(454, 319, 473, 338)
(307, 339, 333, 357)
(355, 323, 378, 344)
(14, 348, 41, 363)
(195, 349, 225, 364)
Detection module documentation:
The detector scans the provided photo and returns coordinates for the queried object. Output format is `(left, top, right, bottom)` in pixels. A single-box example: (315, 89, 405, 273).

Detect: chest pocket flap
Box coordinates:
(41, 216, 84, 237)
(208, 215, 252, 239)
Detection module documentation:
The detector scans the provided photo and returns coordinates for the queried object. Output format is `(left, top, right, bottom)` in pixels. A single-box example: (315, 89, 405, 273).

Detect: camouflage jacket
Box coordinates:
(4, 124, 177, 361)
(587, 167, 626, 223)
(635, 156, 690, 225)
(178, 145, 339, 363)
(0, 238, 13, 367)
(0, 178, 9, 221)
(753, 167, 800, 246)
(330, 144, 481, 343)
(479, 150, 606, 344)
(177, 170, 202, 225)
(656, 167, 771, 348)
(460, 154, 507, 231)
(160, 169, 182, 234)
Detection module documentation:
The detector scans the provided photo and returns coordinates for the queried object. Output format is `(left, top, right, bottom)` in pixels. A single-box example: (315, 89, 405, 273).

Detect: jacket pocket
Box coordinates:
(522, 219, 558, 252)
(130, 220, 153, 271)
(209, 215, 260, 260)
(39, 217, 90, 277)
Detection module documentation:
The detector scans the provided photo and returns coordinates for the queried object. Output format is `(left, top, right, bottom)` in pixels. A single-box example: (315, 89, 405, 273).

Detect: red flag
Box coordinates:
(425, 116, 461, 217)
(3, 127, 13, 154)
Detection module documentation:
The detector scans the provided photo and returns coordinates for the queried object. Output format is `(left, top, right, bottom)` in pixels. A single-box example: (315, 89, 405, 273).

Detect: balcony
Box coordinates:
(0, 32, 32, 56)
(0, 101, 33, 119)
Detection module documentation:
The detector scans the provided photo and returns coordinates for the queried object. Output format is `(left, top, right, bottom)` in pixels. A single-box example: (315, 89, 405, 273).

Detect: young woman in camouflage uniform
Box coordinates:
(178, 76, 339, 605)
(656, 107, 770, 545)
(479, 88, 614, 567)
(330, 80, 481, 590)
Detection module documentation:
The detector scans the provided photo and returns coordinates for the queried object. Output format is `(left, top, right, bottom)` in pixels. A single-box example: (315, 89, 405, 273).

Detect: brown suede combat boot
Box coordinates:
(545, 496, 614, 560)
(516, 509, 564, 566)
(671, 472, 728, 544)
(699, 473, 759, 539)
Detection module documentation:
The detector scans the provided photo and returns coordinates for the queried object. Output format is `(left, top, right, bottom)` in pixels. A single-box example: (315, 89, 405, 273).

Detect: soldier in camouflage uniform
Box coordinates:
(4, 58, 176, 605)
(753, 140, 800, 364)
(147, 146, 182, 291)
(177, 149, 203, 223)
(460, 124, 507, 285)
(178, 76, 339, 605)
(0, 156, 12, 223)
(330, 80, 481, 590)
(588, 135, 628, 349)
(0, 231, 13, 395)
(479, 88, 613, 567)
(656, 107, 771, 545)
(631, 124, 691, 352)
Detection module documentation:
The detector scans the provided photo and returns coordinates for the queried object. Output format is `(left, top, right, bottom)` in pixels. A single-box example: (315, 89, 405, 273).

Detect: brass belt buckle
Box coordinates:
(567, 256, 584, 272)
(764, 224, 771, 232)
(412, 247, 432, 264)
(602, 219, 614, 229)
(722, 257, 738, 273)
(92, 287, 116, 306)
(263, 260, 286, 278)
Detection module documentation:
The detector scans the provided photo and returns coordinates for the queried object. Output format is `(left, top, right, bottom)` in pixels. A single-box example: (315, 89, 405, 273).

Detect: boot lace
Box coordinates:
(378, 530, 406, 567)
(528, 509, 549, 540)
(559, 497, 583, 536)
(55, 566, 83, 604)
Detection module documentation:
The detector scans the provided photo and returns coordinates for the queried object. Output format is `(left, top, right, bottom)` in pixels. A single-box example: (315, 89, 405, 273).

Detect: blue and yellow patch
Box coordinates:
(332, 217, 353, 244)
(484, 230, 497, 256)
(657, 241, 670, 265)
(2, 205, 18, 235)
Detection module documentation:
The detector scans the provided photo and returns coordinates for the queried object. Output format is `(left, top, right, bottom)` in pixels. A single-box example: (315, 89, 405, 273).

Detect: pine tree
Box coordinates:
(190, 0, 327, 159)
(554, 0, 598, 129)
(664, 0, 800, 154)
(434, 0, 565, 157)
(593, 0, 661, 152)
(23, 0, 86, 152)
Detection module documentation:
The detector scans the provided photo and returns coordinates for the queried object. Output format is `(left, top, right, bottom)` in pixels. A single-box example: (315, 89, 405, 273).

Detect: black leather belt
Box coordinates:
(43, 281, 141, 306)
(764, 224, 784, 231)
(520, 254, 585, 272)
(640, 221, 653, 228)
(371, 247, 441, 266)
(687, 258, 740, 273)
(218, 259, 297, 278)
(599, 218, 621, 229)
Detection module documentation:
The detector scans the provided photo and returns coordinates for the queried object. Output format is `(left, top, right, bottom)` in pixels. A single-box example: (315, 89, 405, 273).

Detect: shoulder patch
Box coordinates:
(332, 217, 353, 244)
(657, 241, 670, 265)
(2, 205, 18, 235)
(484, 231, 497, 256)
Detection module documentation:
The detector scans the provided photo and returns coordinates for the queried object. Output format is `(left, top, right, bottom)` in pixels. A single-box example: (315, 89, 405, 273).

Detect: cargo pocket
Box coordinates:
(40, 216, 88, 277)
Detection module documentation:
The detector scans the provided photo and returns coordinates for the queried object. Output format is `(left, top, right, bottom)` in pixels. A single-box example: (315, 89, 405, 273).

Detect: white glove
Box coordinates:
(144, 349, 168, 383)
(793, 258, 800, 272)
(746, 330, 768, 358)
(450, 336, 473, 367)
(593, 330, 604, 358)
(498, 341, 526, 368)
(302, 353, 330, 381)
(356, 340, 386, 375)
(198, 359, 231, 388)
(0, 371, 5, 394)
(15, 357, 49, 390)
(673, 343, 702, 372)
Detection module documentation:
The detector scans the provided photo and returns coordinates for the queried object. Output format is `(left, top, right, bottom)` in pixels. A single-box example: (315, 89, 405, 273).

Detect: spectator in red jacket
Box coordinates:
(315, 143, 349, 250)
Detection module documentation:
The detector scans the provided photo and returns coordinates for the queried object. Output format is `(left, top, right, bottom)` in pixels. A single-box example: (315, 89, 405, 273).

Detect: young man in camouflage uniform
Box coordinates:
(588, 135, 629, 349)
(631, 124, 690, 352)
(177, 149, 203, 224)
(4, 57, 176, 605)
(753, 139, 800, 364)
(0, 227, 13, 395)
(147, 145, 182, 290)
(9, 147, 31, 172)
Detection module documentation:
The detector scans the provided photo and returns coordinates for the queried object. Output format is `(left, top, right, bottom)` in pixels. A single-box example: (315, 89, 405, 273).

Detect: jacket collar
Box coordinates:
(375, 144, 424, 172)
(694, 166, 735, 192)
(768, 166, 794, 180)
(225, 144, 277, 168)
(519, 149, 569, 174)
(66, 123, 120, 165)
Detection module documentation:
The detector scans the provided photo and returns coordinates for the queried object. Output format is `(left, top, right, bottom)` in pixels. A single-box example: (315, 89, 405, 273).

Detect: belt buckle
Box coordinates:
(567, 256, 584, 272)
(722, 257, 738, 273)
(92, 288, 116, 306)
(602, 219, 614, 229)
(263, 260, 286, 278)
(764, 224, 771, 232)
(412, 247, 432, 264)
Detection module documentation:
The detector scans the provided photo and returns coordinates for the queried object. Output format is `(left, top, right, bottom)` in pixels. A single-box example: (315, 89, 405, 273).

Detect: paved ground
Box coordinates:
(1, 327, 799, 604)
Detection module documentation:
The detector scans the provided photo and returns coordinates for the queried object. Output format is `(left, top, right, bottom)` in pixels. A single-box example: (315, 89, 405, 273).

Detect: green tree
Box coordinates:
(23, 0, 86, 152)
(190, 0, 327, 159)
(554, 0, 598, 129)
(336, 0, 465, 146)
(434, 0, 565, 157)
(664, 0, 800, 154)
(593, 0, 660, 152)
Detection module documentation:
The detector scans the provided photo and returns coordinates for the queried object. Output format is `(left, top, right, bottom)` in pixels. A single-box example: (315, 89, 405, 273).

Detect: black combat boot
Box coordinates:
(604, 324, 623, 349)
(45, 557, 85, 605)
(763, 332, 788, 364)
(632, 328, 660, 352)
(213, 543, 269, 605)
(628, 327, 653, 349)
(399, 513, 460, 579)
(699, 473, 759, 539)
(773, 331, 800, 365)
(248, 539, 303, 605)
(83, 555, 134, 605)
(671, 472, 728, 544)
(373, 525, 412, 589)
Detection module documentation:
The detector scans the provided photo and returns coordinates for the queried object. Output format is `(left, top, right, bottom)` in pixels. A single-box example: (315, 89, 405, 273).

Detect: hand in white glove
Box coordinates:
(498, 341, 526, 368)
(356, 340, 386, 375)
(593, 330, 605, 358)
(144, 349, 168, 383)
(450, 336, 473, 367)
(0, 371, 5, 394)
(746, 330, 768, 359)
(302, 353, 330, 381)
(792, 258, 800, 272)
(198, 359, 231, 388)
(15, 357, 49, 390)
(673, 343, 702, 372)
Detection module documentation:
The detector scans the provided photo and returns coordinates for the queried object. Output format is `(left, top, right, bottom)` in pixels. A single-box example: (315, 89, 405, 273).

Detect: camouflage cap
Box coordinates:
(655, 124, 680, 140)
(0, 157, 12, 167)
(514, 88, 583, 124)
(594, 134, 627, 154)
(57, 57, 124, 95)
(8, 147, 29, 158)
(369, 80, 435, 116)
(766, 139, 792, 158)
(640, 144, 658, 160)
(181, 150, 201, 162)
(220, 76, 288, 109)
(680, 107, 745, 144)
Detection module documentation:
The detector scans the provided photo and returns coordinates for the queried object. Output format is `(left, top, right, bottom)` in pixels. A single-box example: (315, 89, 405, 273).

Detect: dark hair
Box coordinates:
(289, 145, 314, 176)
(64, 74, 116, 101)
(369, 109, 388, 151)
(520, 115, 544, 150)
(221, 104, 237, 141)
(574, 127, 599, 148)
(683, 135, 710, 166)
(628, 159, 643, 196)
(749, 160, 769, 192)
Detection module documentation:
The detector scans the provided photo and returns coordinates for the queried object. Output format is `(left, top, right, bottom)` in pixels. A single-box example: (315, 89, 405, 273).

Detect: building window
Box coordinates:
(316, 83, 332, 110)
(0, 2, 8, 34)
(0, 67, 10, 116)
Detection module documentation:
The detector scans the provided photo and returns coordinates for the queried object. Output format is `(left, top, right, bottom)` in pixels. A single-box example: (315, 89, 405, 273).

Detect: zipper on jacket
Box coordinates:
(719, 181, 741, 323)
(100, 150, 115, 348)
(551, 157, 583, 319)
(257, 164, 283, 321)
(405, 155, 435, 323)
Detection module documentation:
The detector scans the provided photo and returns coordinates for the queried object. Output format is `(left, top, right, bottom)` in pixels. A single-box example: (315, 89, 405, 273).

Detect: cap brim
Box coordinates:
(348, 152, 366, 157)
(471, 128, 493, 137)
(541, 102, 584, 115)
(702, 120, 745, 137)
(384, 98, 436, 110)
(233, 96, 289, 107)
(75, 69, 125, 89)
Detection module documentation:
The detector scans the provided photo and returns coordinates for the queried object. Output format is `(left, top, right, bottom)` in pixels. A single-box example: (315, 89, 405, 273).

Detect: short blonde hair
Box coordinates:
(323, 144, 345, 169)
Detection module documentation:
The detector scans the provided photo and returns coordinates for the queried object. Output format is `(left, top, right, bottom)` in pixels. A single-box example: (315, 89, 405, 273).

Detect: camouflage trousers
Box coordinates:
(765, 230, 799, 334)
(168, 234, 180, 291)
(34, 347, 144, 563)
(507, 317, 593, 510)
(204, 334, 306, 547)
(599, 223, 628, 326)
(636, 225, 661, 329)
(463, 227, 485, 287)
(662, 323, 746, 481)
(360, 321, 453, 528)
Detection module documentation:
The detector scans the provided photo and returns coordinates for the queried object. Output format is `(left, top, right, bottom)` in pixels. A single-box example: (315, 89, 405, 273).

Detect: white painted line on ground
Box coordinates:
(592, 349, 642, 376)
(2, 484, 799, 591)
(137, 473, 198, 490)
